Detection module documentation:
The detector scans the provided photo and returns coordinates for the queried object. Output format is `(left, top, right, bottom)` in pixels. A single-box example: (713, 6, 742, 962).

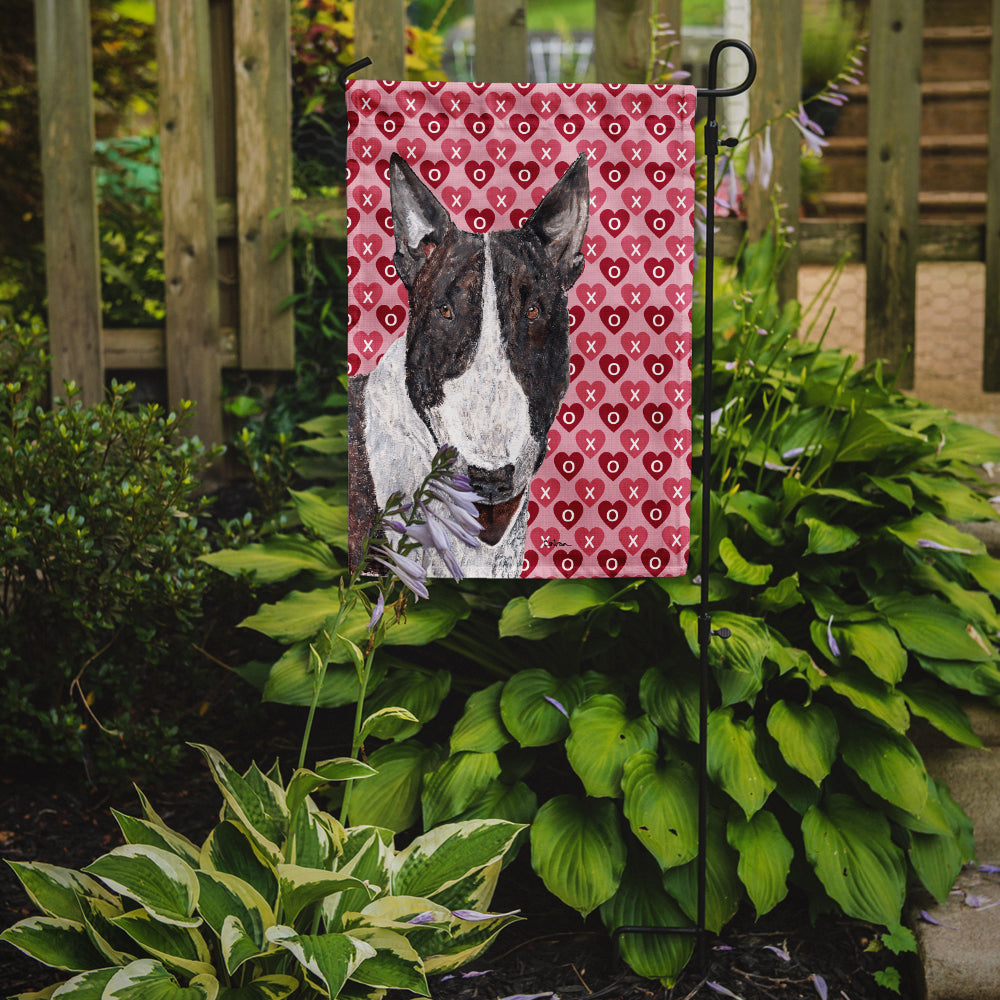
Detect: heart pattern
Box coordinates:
(347, 80, 696, 579)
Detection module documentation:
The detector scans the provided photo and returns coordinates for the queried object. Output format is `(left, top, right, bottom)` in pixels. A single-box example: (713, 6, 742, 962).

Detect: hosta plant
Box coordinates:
(1, 744, 523, 999)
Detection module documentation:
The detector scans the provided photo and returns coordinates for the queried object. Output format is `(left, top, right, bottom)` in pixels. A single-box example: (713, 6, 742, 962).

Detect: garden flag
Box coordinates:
(347, 80, 697, 580)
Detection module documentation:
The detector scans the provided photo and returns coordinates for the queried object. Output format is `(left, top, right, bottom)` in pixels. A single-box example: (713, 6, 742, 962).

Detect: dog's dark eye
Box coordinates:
(438, 304, 453, 319)
(526, 304, 539, 320)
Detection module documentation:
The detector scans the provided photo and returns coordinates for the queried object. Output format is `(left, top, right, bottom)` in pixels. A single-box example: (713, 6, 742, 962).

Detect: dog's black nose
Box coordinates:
(467, 464, 516, 503)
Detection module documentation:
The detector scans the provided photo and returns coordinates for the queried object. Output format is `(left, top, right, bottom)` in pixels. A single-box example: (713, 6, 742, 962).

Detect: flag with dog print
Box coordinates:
(347, 80, 697, 580)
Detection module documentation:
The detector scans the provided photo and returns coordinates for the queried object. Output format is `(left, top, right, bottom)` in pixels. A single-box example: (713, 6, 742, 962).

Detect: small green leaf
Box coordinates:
(707, 708, 776, 818)
(4, 862, 117, 923)
(901, 680, 982, 748)
(421, 752, 502, 828)
(288, 489, 349, 544)
(450, 682, 511, 754)
(765, 701, 838, 786)
(727, 811, 793, 917)
(103, 959, 217, 999)
(718, 537, 772, 585)
(875, 594, 994, 662)
(276, 865, 373, 925)
(110, 909, 214, 978)
(839, 718, 929, 817)
(360, 706, 421, 742)
(200, 536, 341, 584)
(803, 517, 859, 555)
(498, 597, 565, 639)
(527, 579, 617, 618)
(639, 664, 699, 742)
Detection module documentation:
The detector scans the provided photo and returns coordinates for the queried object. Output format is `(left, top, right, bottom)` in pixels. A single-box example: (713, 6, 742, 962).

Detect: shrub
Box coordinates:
(1, 744, 523, 998)
(0, 317, 219, 783)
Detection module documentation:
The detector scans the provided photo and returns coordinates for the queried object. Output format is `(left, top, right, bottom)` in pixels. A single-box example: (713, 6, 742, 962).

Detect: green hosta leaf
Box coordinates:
(0, 916, 107, 971)
(875, 594, 995, 662)
(661, 811, 741, 933)
(680, 610, 770, 706)
(322, 829, 393, 931)
(362, 667, 451, 740)
(727, 811, 793, 917)
(499, 670, 584, 747)
(111, 908, 214, 978)
(911, 562, 1000, 633)
(530, 795, 626, 917)
(806, 660, 910, 732)
(765, 701, 838, 786)
(346, 926, 428, 994)
(906, 473, 998, 522)
(866, 474, 914, 509)
(76, 894, 137, 966)
(103, 959, 218, 1000)
(216, 976, 299, 1000)
(599, 853, 694, 987)
(285, 759, 376, 822)
(421, 751, 502, 828)
(718, 537, 772, 585)
(83, 846, 200, 928)
(639, 664, 699, 742)
(450, 682, 511, 754)
(707, 708, 776, 818)
(621, 751, 698, 871)
(527, 579, 617, 618)
(277, 865, 374, 925)
(453, 779, 538, 827)
(909, 827, 965, 905)
(423, 906, 522, 975)
(498, 596, 565, 639)
(200, 822, 278, 910)
(195, 871, 273, 974)
(566, 695, 658, 798)
(935, 421, 1000, 464)
(5, 862, 117, 923)
(265, 926, 375, 997)
(901, 680, 982, 748)
(112, 812, 201, 868)
(839, 718, 928, 816)
(288, 489, 349, 544)
(260, 643, 387, 709)
(916, 655, 1000, 697)
(200, 535, 341, 584)
(834, 621, 907, 684)
(347, 740, 442, 832)
(724, 490, 784, 545)
(835, 410, 927, 463)
(967, 553, 1000, 597)
(802, 793, 906, 926)
(393, 820, 523, 900)
(886, 512, 985, 556)
(803, 517, 859, 556)
(360, 706, 421, 742)
(190, 746, 287, 862)
(756, 573, 804, 614)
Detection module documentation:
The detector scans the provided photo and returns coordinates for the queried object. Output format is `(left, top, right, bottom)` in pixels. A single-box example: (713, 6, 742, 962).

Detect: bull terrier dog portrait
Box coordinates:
(349, 151, 590, 578)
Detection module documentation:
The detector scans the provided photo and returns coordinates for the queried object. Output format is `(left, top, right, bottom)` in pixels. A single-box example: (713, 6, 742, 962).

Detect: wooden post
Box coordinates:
(474, 0, 526, 81)
(594, 0, 656, 84)
(34, 0, 104, 405)
(157, 0, 223, 444)
(746, 0, 801, 305)
(983, 0, 1000, 390)
(864, 0, 923, 389)
(354, 0, 406, 80)
(233, 0, 294, 369)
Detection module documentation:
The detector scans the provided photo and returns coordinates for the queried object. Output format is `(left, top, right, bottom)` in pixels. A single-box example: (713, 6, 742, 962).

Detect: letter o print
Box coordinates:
(606, 458, 620, 475)
(608, 168, 622, 185)
(561, 457, 576, 475)
(605, 555, 620, 572)
(522, 555, 531, 573)
(428, 118, 443, 135)
(607, 360, 621, 377)
(562, 410, 578, 427)
(652, 168, 667, 184)
(518, 167, 532, 184)
(473, 167, 487, 183)
(650, 506, 663, 522)
(648, 553, 663, 570)
(426, 167, 442, 184)
(608, 264, 622, 281)
(650, 409, 664, 426)
(607, 410, 622, 426)
(652, 121, 667, 136)
(606, 507, 621, 523)
(517, 120, 532, 136)
(649, 458, 664, 474)
(561, 555, 576, 572)
(560, 508, 574, 524)
(471, 215, 489, 232)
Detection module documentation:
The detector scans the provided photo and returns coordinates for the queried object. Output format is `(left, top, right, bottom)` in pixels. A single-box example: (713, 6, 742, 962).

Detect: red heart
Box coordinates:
(665, 284, 690, 313)
(351, 135, 382, 163)
(599, 209, 630, 236)
(464, 159, 495, 186)
(346, 207, 359, 232)
(376, 305, 406, 333)
(347, 303, 360, 328)
(643, 354, 673, 381)
(530, 91, 561, 117)
(577, 283, 606, 312)
(622, 187, 651, 214)
(576, 91, 606, 118)
(644, 258, 674, 285)
(530, 526, 558, 550)
(645, 161, 676, 189)
(575, 138, 607, 164)
(520, 549, 539, 577)
(598, 257, 629, 286)
(375, 256, 397, 283)
(487, 137, 516, 164)
(575, 380, 606, 409)
(346, 257, 360, 280)
(576, 427, 605, 455)
(619, 525, 647, 551)
(599, 113, 630, 141)
(530, 477, 560, 506)
(443, 186, 472, 212)
(395, 90, 426, 115)
(555, 549, 583, 578)
(554, 500, 583, 528)
(644, 305, 675, 334)
(575, 478, 605, 506)
(569, 307, 588, 334)
(667, 141, 695, 168)
(620, 427, 650, 455)
(640, 547, 671, 577)
(576, 329, 606, 358)
(664, 524, 690, 552)
(557, 403, 584, 431)
(351, 88, 381, 115)
(442, 137, 471, 163)
(645, 208, 676, 238)
(568, 353, 585, 378)
(599, 402, 629, 430)
(599, 353, 628, 383)
(582, 234, 607, 262)
(418, 160, 449, 188)
(642, 451, 672, 480)
(510, 160, 541, 189)
(622, 139, 651, 163)
(463, 112, 494, 139)
(347, 352, 360, 376)
(353, 330, 383, 357)
(597, 548, 627, 577)
(547, 428, 562, 452)
(419, 111, 450, 139)
(598, 499, 627, 527)
(644, 115, 676, 141)
(641, 499, 671, 527)
(395, 136, 427, 162)
(662, 477, 688, 506)
(622, 234, 651, 259)
(623, 330, 651, 359)
(667, 334, 689, 359)
(620, 477, 649, 503)
(354, 282, 382, 309)
(667, 235, 693, 263)
(375, 207, 394, 235)
(623, 91, 652, 118)
(509, 113, 540, 140)
(598, 160, 629, 190)
(531, 138, 561, 165)
(621, 379, 650, 408)
(464, 208, 495, 233)
(622, 283, 651, 308)
(375, 111, 404, 138)
(552, 450, 584, 480)
(598, 451, 628, 481)
(643, 401, 673, 431)
(598, 305, 629, 333)
(487, 186, 516, 213)
(510, 209, 531, 229)
(486, 89, 517, 118)
(352, 233, 382, 260)
(577, 525, 606, 550)
(513, 81, 536, 93)
(555, 113, 585, 140)
(664, 381, 689, 412)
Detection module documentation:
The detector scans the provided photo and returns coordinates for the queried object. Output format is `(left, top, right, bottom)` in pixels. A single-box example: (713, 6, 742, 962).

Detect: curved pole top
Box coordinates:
(697, 39, 756, 99)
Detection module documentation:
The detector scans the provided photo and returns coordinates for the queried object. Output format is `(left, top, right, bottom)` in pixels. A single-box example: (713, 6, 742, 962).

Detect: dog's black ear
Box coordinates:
(523, 153, 590, 290)
(389, 152, 453, 290)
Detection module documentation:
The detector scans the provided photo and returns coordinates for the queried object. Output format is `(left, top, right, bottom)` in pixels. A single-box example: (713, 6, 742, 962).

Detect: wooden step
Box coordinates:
(922, 0, 991, 28)
(813, 190, 987, 222)
(922, 25, 993, 83)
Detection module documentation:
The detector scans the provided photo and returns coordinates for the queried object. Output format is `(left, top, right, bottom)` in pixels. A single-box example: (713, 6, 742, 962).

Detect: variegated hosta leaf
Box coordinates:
(190, 745, 287, 863)
(276, 864, 375, 925)
(77, 894, 135, 966)
(765, 700, 838, 786)
(265, 926, 375, 998)
(726, 811, 793, 918)
(110, 908, 214, 978)
(345, 926, 429, 995)
(499, 669, 585, 747)
(214, 975, 299, 1000)
(421, 752, 502, 829)
(391, 820, 524, 901)
(47, 966, 118, 997)
(5, 862, 117, 922)
(102, 958, 218, 999)
(802, 793, 906, 926)
(566, 695, 658, 798)
(112, 810, 201, 868)
(425, 859, 501, 915)
(347, 740, 442, 832)
(529, 795, 626, 917)
(0, 916, 107, 972)
(421, 907, 523, 975)
(195, 871, 274, 974)
(323, 829, 393, 931)
(599, 854, 694, 987)
(450, 681, 511, 754)
(621, 751, 699, 871)
(288, 802, 343, 870)
(200, 822, 278, 910)
(83, 846, 200, 928)
(706, 707, 776, 819)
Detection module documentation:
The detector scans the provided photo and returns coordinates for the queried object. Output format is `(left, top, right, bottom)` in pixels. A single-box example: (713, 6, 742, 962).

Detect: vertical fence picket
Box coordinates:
(656, 0, 683, 73)
(983, 0, 1000, 390)
(354, 0, 406, 80)
(864, 0, 923, 390)
(594, 0, 657, 83)
(746, 0, 801, 305)
(157, 0, 223, 445)
(34, 0, 103, 405)
(474, 0, 527, 81)
(233, 0, 294, 370)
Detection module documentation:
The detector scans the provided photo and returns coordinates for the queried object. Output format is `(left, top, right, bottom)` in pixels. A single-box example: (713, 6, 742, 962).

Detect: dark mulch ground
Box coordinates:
(1, 742, 914, 1000)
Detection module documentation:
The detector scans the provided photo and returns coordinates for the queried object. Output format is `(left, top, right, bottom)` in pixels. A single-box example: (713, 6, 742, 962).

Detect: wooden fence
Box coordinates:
(33, 0, 1000, 445)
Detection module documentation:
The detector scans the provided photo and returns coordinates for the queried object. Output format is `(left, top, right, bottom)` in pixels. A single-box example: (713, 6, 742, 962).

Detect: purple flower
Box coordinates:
(370, 544, 429, 600)
(812, 974, 828, 1000)
(747, 125, 774, 191)
(544, 695, 569, 718)
(407, 911, 438, 925)
(367, 590, 385, 631)
(917, 538, 972, 554)
(791, 104, 828, 157)
(451, 908, 520, 921)
(827, 616, 841, 658)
